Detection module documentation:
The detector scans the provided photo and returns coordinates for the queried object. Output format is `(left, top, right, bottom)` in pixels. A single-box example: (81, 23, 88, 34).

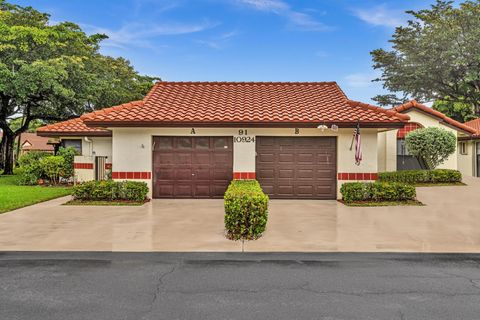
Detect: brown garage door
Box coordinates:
(153, 137, 233, 198)
(256, 137, 337, 199)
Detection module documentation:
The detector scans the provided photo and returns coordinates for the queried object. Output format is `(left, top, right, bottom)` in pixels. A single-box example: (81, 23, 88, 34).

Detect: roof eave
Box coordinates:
(36, 131, 112, 137)
(83, 120, 407, 129)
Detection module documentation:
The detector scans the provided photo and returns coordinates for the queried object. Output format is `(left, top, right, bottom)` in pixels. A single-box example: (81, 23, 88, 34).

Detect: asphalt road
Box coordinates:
(1, 252, 480, 320)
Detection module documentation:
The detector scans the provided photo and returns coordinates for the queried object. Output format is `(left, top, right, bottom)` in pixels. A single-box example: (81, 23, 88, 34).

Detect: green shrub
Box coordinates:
(17, 151, 49, 185)
(405, 127, 456, 169)
(340, 182, 416, 203)
(40, 156, 65, 185)
(378, 169, 462, 184)
(224, 180, 269, 240)
(57, 147, 77, 179)
(72, 180, 149, 201)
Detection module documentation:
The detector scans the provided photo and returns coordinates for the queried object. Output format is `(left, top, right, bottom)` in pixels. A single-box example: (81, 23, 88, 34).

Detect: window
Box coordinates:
(62, 139, 82, 154)
(459, 142, 468, 155)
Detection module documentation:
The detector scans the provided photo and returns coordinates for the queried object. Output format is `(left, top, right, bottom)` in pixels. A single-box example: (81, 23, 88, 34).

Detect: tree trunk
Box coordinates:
(2, 134, 15, 175)
(0, 136, 5, 170)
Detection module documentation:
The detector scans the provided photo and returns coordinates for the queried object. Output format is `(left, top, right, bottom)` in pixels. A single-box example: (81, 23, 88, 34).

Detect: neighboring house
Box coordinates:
(377, 100, 477, 176)
(19, 133, 54, 156)
(38, 81, 413, 200)
(461, 118, 480, 177)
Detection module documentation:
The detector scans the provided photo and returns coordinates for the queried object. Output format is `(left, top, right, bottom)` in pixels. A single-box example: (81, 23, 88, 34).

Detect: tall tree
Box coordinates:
(371, 0, 480, 113)
(0, 1, 158, 174)
(432, 100, 477, 122)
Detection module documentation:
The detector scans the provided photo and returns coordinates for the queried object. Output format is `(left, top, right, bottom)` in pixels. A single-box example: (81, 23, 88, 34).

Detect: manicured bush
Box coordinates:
(72, 180, 149, 201)
(17, 151, 49, 185)
(224, 180, 269, 240)
(340, 182, 416, 203)
(378, 169, 462, 184)
(405, 127, 456, 169)
(40, 156, 65, 185)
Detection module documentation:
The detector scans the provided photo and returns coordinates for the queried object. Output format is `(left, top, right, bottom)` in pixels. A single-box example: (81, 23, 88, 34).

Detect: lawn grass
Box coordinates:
(64, 199, 147, 206)
(339, 200, 424, 207)
(0, 174, 72, 214)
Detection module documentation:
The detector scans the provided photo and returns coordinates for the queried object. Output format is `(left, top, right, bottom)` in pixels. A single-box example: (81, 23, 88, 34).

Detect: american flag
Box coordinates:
(353, 122, 362, 166)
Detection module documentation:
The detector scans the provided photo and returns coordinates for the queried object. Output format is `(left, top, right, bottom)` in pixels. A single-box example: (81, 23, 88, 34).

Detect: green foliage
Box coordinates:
(405, 127, 457, 169)
(17, 148, 75, 185)
(56, 146, 76, 179)
(72, 180, 149, 202)
(16, 151, 49, 185)
(39, 156, 64, 185)
(8, 118, 44, 133)
(378, 169, 462, 184)
(0, 0, 158, 174)
(371, 0, 480, 114)
(224, 180, 269, 240)
(340, 182, 416, 203)
(433, 100, 477, 122)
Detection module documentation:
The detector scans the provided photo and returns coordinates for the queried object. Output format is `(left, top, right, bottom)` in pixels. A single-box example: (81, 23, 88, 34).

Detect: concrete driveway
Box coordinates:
(0, 177, 479, 252)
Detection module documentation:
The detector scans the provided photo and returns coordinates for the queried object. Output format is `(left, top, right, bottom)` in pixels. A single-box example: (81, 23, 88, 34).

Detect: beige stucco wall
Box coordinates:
(457, 140, 476, 177)
(379, 110, 461, 172)
(378, 130, 398, 172)
(61, 136, 112, 182)
(73, 155, 94, 182)
(111, 127, 380, 199)
(80, 137, 112, 162)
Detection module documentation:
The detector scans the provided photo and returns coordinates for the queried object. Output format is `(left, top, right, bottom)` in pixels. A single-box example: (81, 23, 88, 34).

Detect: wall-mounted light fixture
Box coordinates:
(317, 124, 328, 131)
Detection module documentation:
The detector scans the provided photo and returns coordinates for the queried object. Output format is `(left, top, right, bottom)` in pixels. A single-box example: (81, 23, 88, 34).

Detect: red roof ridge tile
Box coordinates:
(347, 100, 410, 121)
(392, 100, 477, 134)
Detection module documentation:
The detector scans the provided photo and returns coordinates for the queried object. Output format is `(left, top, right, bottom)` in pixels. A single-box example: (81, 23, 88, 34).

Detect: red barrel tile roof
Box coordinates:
(80, 82, 409, 127)
(464, 118, 480, 136)
(37, 117, 111, 137)
(392, 100, 477, 134)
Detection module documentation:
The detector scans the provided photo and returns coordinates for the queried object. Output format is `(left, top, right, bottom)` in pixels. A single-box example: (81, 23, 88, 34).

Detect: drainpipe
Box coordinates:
(84, 136, 93, 156)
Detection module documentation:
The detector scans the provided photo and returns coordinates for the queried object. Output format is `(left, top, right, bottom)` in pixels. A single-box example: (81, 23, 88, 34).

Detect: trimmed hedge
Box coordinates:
(378, 169, 462, 184)
(340, 182, 416, 203)
(72, 180, 149, 202)
(224, 180, 269, 240)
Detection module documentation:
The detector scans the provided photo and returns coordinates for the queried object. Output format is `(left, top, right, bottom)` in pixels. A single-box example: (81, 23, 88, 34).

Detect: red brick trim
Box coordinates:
(111, 172, 151, 180)
(397, 122, 423, 139)
(74, 163, 94, 170)
(337, 172, 378, 180)
(105, 163, 112, 170)
(233, 172, 256, 180)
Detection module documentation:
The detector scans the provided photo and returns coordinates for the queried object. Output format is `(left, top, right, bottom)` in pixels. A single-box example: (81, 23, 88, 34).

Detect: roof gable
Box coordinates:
(392, 100, 477, 135)
(465, 118, 480, 134)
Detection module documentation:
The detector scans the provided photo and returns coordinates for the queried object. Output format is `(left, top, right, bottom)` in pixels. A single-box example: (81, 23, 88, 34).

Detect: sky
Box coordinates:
(11, 0, 437, 104)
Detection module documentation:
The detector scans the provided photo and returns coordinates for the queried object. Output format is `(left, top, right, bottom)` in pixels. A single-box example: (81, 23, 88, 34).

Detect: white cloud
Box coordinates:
(237, 0, 331, 31)
(344, 72, 377, 88)
(82, 20, 219, 49)
(196, 30, 240, 49)
(352, 4, 404, 28)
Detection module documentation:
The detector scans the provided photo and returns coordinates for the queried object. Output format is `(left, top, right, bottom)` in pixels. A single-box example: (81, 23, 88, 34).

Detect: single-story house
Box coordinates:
(19, 132, 55, 156)
(459, 117, 480, 177)
(36, 81, 476, 199)
(377, 100, 479, 175)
